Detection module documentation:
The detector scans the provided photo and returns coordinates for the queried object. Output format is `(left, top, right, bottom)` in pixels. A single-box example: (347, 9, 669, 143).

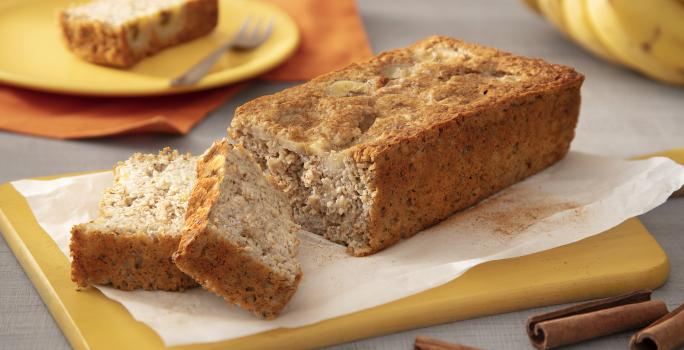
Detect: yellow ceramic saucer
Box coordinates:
(0, 0, 299, 96)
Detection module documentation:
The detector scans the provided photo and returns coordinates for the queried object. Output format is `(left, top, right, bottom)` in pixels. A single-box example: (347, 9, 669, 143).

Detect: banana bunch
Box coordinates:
(522, 0, 684, 85)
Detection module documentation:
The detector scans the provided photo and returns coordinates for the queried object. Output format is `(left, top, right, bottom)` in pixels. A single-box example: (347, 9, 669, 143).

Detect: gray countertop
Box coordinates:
(1, 1, 682, 349)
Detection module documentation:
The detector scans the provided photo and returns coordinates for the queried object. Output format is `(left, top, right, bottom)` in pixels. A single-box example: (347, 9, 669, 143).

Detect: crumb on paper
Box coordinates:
(297, 231, 349, 270)
(442, 186, 583, 237)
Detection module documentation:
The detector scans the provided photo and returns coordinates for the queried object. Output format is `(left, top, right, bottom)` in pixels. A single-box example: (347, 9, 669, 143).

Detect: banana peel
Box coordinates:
(523, 0, 684, 86)
(585, 0, 684, 84)
(560, 0, 619, 63)
(537, 0, 567, 32)
(608, 0, 684, 72)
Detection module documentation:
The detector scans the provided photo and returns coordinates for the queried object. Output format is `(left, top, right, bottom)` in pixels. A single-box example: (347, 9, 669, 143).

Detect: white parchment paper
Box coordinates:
(11, 152, 684, 346)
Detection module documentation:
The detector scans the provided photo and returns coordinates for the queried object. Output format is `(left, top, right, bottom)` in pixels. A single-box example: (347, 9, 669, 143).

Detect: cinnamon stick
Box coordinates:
(630, 303, 684, 350)
(526, 290, 668, 349)
(672, 186, 684, 198)
(414, 336, 481, 350)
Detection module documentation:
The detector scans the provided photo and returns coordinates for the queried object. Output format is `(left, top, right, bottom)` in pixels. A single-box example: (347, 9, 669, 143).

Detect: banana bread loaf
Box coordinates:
(230, 36, 584, 256)
(70, 148, 198, 291)
(59, 0, 218, 68)
(174, 140, 301, 319)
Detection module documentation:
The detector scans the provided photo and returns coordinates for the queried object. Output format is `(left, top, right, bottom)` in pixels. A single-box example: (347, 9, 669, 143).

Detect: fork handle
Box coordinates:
(170, 40, 235, 87)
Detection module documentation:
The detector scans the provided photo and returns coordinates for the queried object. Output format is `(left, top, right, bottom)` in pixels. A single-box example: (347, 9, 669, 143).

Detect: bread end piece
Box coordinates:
(174, 139, 302, 319)
(69, 147, 198, 291)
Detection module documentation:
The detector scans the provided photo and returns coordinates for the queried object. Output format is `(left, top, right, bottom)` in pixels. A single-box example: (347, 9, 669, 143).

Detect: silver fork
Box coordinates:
(170, 16, 274, 87)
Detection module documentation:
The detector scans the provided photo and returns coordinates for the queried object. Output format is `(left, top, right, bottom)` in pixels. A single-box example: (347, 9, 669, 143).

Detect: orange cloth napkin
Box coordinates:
(0, 0, 372, 139)
(263, 0, 372, 80)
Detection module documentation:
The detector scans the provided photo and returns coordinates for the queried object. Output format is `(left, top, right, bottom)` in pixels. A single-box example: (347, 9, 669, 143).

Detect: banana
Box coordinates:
(537, 0, 567, 33)
(521, 0, 541, 15)
(584, 0, 684, 85)
(608, 0, 684, 72)
(560, 0, 619, 63)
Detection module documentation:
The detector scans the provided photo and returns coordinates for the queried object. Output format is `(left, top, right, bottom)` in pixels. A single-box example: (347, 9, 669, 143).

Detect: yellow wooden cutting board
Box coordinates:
(0, 149, 681, 350)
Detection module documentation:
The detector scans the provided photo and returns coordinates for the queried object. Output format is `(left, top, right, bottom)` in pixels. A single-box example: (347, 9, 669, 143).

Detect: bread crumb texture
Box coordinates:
(70, 148, 198, 291)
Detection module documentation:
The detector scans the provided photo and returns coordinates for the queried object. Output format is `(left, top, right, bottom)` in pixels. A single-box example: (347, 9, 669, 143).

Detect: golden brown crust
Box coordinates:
(232, 36, 583, 156)
(231, 36, 585, 256)
(70, 224, 197, 291)
(59, 12, 132, 67)
(174, 230, 302, 319)
(59, 0, 218, 68)
(361, 82, 581, 255)
(173, 140, 301, 319)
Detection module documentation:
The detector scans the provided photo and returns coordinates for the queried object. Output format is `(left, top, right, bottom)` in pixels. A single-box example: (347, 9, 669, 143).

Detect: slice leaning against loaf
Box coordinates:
(230, 35, 584, 256)
(173, 139, 302, 319)
(70, 148, 198, 291)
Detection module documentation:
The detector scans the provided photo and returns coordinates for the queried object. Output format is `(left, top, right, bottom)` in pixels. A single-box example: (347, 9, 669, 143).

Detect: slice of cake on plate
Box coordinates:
(59, 0, 218, 67)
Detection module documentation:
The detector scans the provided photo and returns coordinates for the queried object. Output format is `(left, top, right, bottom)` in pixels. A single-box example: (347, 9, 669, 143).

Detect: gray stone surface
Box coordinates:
(1, 1, 682, 349)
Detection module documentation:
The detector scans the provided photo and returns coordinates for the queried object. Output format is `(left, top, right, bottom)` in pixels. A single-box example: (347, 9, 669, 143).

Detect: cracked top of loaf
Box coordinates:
(232, 36, 583, 158)
(90, 148, 197, 236)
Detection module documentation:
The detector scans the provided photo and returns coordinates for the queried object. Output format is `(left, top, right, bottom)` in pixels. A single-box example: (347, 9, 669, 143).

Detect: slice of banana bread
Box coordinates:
(70, 148, 198, 291)
(230, 36, 584, 256)
(173, 140, 301, 319)
(59, 0, 218, 68)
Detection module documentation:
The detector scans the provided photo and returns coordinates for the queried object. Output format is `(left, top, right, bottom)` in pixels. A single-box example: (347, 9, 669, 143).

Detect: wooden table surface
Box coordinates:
(1, 1, 683, 349)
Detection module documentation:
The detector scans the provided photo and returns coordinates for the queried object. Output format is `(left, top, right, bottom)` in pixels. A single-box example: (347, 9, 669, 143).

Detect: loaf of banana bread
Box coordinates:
(230, 36, 584, 256)
(59, 0, 218, 68)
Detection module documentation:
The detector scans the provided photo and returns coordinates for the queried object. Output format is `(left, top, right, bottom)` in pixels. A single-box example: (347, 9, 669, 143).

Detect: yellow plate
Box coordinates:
(3, 147, 683, 349)
(0, 0, 299, 96)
